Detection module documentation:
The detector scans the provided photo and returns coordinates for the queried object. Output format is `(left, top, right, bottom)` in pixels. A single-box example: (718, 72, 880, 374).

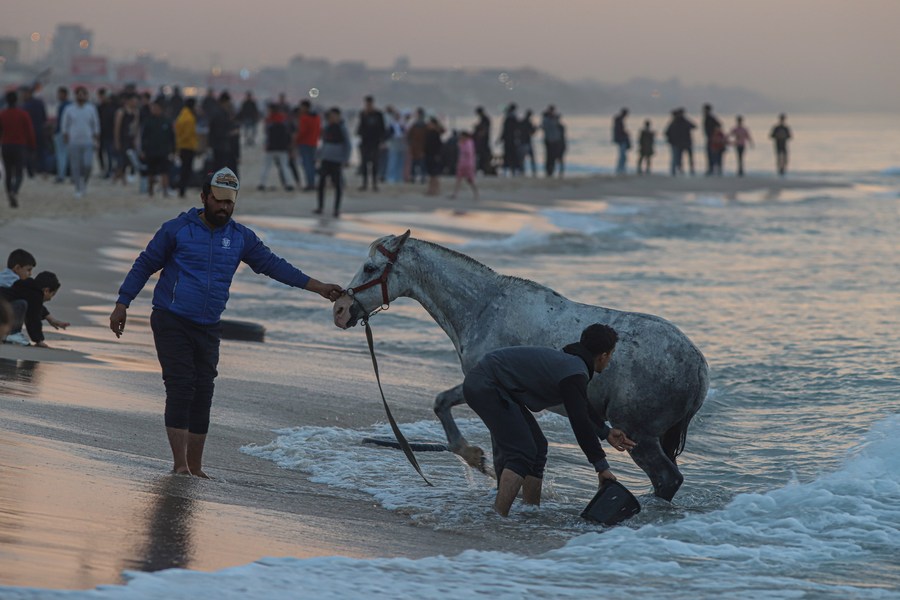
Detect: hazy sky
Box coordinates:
(5, 0, 900, 109)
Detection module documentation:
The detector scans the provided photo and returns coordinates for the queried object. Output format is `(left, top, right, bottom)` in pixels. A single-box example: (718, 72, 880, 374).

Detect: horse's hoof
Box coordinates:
(459, 446, 496, 479)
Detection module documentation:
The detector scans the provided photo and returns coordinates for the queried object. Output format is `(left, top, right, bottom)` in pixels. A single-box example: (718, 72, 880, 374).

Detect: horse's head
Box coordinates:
(333, 230, 412, 329)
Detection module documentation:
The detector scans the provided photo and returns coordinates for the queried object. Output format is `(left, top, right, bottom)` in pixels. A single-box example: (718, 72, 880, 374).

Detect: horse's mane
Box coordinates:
(369, 235, 560, 296)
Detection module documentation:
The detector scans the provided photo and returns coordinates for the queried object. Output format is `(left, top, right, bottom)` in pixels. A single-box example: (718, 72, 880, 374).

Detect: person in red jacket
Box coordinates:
(295, 100, 321, 191)
(0, 90, 37, 208)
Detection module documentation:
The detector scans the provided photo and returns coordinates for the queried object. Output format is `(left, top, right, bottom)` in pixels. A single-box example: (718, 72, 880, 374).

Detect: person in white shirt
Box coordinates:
(61, 86, 100, 198)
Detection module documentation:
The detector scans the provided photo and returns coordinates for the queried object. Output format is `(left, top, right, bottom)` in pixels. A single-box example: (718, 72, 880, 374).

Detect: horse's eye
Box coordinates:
(363, 264, 378, 274)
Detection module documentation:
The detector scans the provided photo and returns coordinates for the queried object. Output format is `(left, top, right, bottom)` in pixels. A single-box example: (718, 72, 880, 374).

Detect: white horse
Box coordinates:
(333, 231, 709, 500)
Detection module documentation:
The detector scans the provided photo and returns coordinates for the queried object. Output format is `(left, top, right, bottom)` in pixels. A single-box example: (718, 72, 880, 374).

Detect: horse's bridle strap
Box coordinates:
(348, 241, 404, 310)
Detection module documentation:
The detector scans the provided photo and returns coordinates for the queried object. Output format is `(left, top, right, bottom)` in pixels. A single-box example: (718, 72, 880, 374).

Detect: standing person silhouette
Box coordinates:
(473, 106, 493, 175)
(612, 108, 630, 175)
(770, 114, 792, 176)
(356, 96, 385, 192)
(637, 120, 655, 175)
(541, 105, 564, 178)
(702, 103, 721, 176)
(729, 115, 753, 177)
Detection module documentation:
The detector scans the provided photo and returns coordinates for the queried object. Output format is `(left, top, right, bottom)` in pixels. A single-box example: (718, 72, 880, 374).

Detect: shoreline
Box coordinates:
(0, 149, 849, 590)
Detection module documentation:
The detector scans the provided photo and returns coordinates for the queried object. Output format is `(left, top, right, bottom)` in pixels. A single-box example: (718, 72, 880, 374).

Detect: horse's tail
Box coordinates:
(661, 357, 709, 463)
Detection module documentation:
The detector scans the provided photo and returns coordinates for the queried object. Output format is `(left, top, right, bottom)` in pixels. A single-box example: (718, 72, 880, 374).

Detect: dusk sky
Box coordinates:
(5, 0, 900, 110)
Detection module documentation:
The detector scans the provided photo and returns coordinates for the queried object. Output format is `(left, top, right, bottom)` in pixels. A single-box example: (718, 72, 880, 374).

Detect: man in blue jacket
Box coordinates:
(463, 323, 636, 516)
(109, 167, 343, 478)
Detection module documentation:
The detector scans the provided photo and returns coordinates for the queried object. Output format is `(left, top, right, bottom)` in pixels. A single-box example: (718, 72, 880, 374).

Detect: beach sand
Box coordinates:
(0, 150, 843, 590)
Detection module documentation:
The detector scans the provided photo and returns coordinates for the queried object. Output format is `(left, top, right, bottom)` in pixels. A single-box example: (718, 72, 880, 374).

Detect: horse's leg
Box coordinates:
(434, 384, 492, 475)
(628, 437, 684, 501)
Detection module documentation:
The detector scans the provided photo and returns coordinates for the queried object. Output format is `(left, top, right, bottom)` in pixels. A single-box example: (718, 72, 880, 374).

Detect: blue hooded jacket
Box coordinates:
(116, 207, 310, 325)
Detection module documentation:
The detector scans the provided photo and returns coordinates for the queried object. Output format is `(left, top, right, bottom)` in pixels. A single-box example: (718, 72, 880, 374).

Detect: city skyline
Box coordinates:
(3, 0, 900, 111)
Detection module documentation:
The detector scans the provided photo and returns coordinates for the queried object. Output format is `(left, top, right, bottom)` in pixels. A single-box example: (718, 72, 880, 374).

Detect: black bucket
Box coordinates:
(581, 480, 641, 526)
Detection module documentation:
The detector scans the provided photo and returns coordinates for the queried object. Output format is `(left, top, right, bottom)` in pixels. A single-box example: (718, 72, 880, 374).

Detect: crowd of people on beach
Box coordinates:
(0, 81, 796, 213)
(0, 83, 577, 214)
(612, 103, 792, 177)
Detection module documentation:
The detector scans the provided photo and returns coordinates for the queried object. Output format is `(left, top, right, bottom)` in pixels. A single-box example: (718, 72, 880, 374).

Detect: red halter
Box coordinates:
(346, 238, 406, 315)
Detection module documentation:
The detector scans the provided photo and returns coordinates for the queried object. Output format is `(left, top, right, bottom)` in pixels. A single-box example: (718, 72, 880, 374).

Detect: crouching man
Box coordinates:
(463, 323, 636, 516)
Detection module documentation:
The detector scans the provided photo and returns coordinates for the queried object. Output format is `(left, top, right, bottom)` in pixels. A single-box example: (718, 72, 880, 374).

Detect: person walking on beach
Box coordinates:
(384, 106, 407, 184)
(53, 86, 71, 184)
(770, 114, 791, 176)
(612, 108, 631, 175)
(113, 94, 140, 185)
(702, 103, 721, 176)
(316, 107, 352, 217)
(61, 86, 100, 199)
(109, 167, 343, 478)
(519, 109, 537, 177)
(637, 119, 655, 175)
(236, 91, 260, 147)
(708, 124, 727, 176)
(665, 108, 696, 176)
(729, 115, 753, 177)
(20, 85, 47, 177)
(462, 323, 636, 517)
(0, 90, 37, 208)
(498, 103, 521, 176)
(96, 88, 118, 179)
(424, 117, 445, 196)
(295, 100, 321, 191)
(257, 103, 294, 192)
(449, 130, 478, 200)
(406, 108, 428, 184)
(356, 96, 386, 192)
(174, 98, 198, 198)
(541, 105, 564, 178)
(473, 106, 494, 175)
(140, 100, 175, 197)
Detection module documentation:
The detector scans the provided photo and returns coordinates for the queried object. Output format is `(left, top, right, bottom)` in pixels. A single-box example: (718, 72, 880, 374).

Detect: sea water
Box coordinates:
(4, 114, 899, 598)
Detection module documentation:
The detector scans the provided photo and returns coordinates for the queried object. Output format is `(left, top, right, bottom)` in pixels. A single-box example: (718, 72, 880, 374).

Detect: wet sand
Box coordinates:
(0, 150, 844, 589)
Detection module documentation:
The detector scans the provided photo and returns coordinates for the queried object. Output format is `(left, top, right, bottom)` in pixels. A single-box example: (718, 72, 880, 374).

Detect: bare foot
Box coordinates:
(191, 470, 212, 479)
(172, 467, 192, 477)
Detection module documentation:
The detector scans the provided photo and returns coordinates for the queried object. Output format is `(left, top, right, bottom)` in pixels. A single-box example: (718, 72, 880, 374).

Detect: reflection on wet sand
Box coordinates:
(0, 358, 41, 398)
(133, 476, 198, 573)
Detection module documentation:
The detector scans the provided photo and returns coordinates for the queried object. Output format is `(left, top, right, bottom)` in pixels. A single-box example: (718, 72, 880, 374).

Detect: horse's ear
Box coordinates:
(397, 229, 411, 244)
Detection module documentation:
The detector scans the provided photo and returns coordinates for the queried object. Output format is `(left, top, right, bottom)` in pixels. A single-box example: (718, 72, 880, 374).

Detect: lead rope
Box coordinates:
(363, 319, 434, 486)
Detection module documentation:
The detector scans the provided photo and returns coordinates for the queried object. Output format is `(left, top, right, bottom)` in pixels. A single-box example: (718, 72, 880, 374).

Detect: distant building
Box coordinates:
(51, 23, 92, 74)
(0, 37, 20, 65)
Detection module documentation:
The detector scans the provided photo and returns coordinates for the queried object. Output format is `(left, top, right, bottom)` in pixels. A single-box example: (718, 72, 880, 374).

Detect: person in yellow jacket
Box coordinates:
(174, 98, 199, 198)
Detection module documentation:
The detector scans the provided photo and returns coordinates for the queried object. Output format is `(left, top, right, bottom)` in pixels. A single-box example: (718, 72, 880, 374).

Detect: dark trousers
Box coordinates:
(297, 145, 317, 189)
(2, 145, 26, 195)
(150, 309, 221, 434)
(317, 160, 343, 216)
(463, 366, 548, 480)
(178, 149, 195, 197)
(6, 298, 27, 336)
(359, 144, 379, 189)
(735, 145, 746, 176)
(544, 141, 565, 177)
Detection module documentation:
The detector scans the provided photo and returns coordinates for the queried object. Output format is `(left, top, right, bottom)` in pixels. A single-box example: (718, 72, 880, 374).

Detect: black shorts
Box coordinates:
(145, 155, 170, 176)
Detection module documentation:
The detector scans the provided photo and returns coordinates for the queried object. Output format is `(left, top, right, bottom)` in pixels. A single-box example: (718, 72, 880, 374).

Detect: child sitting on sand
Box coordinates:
(0, 271, 65, 348)
(449, 131, 479, 200)
(0, 249, 69, 345)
